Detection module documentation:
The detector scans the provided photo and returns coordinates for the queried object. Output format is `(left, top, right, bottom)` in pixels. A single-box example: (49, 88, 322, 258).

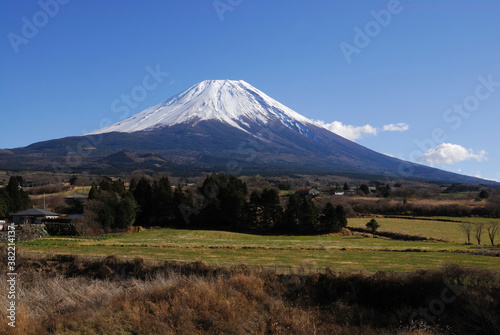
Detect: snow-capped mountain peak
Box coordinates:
(89, 80, 315, 135)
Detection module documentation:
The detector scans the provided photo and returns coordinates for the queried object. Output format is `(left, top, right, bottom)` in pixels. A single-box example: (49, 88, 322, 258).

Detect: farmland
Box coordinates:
(19, 217, 500, 273)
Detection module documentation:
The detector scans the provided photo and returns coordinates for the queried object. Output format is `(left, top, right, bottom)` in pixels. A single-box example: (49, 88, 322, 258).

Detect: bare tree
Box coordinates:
(486, 221, 500, 245)
(460, 222, 473, 245)
(474, 222, 485, 245)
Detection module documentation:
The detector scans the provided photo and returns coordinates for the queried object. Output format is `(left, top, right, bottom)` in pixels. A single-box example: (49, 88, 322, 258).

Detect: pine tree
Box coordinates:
(299, 197, 318, 233)
(260, 188, 282, 230)
(114, 194, 136, 229)
(335, 205, 347, 229)
(319, 202, 337, 232)
(282, 194, 300, 233)
(6, 176, 31, 213)
(112, 179, 127, 197)
(88, 183, 99, 200)
(366, 219, 380, 236)
(151, 176, 173, 226)
(133, 178, 153, 226)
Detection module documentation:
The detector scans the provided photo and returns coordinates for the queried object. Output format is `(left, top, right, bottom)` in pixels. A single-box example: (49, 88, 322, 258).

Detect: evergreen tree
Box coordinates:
(6, 176, 31, 213)
(99, 177, 113, 192)
(94, 192, 118, 229)
(112, 179, 127, 197)
(172, 184, 191, 226)
(335, 204, 347, 229)
(247, 190, 261, 229)
(114, 193, 136, 229)
(129, 178, 138, 192)
(319, 203, 347, 233)
(196, 173, 247, 229)
(259, 188, 282, 230)
(88, 183, 99, 200)
(151, 176, 173, 226)
(282, 194, 300, 233)
(247, 188, 282, 231)
(299, 197, 318, 233)
(366, 219, 380, 236)
(133, 178, 154, 226)
(320, 202, 338, 233)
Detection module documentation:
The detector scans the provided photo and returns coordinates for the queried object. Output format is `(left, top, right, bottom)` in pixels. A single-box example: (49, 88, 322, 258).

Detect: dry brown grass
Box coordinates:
(315, 195, 498, 218)
(0, 252, 498, 334)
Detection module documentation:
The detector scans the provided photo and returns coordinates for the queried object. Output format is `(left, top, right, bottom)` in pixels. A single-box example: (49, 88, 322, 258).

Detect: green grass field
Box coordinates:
(19, 244, 499, 272)
(348, 217, 500, 243)
(18, 217, 500, 273)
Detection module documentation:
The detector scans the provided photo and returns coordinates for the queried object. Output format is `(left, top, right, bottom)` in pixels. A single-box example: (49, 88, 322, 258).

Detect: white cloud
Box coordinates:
(313, 120, 409, 141)
(418, 143, 487, 166)
(313, 120, 377, 141)
(382, 123, 409, 132)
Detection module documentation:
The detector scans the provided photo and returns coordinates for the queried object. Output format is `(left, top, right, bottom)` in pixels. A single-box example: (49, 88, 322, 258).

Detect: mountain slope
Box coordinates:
(0, 80, 496, 184)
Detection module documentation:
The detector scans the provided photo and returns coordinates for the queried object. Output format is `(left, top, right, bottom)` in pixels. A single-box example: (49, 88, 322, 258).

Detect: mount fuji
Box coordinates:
(0, 80, 493, 184)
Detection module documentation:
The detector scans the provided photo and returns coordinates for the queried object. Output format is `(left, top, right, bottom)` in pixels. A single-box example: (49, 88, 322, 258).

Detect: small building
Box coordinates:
(295, 188, 320, 197)
(12, 209, 60, 225)
(334, 191, 344, 196)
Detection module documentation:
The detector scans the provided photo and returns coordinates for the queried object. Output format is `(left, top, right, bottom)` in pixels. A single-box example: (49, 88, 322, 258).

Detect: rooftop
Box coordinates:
(13, 208, 60, 216)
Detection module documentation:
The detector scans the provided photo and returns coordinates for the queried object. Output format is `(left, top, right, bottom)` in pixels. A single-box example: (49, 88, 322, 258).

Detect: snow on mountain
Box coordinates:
(89, 80, 317, 136)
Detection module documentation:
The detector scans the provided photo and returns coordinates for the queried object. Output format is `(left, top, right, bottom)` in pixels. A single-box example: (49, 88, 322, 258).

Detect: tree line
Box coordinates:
(86, 173, 347, 234)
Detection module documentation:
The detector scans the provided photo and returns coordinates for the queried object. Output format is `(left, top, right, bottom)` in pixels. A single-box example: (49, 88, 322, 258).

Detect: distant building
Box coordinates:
(334, 191, 344, 196)
(12, 209, 60, 225)
(295, 188, 320, 197)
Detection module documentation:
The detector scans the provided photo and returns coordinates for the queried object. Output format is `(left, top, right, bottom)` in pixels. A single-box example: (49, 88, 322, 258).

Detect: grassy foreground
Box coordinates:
(18, 217, 500, 273)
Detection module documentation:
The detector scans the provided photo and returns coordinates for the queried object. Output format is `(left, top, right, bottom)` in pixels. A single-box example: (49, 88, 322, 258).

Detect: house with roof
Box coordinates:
(295, 188, 320, 197)
(12, 209, 60, 225)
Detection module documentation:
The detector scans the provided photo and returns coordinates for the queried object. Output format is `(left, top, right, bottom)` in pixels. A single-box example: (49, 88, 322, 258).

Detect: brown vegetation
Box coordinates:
(1, 250, 498, 334)
(315, 195, 500, 218)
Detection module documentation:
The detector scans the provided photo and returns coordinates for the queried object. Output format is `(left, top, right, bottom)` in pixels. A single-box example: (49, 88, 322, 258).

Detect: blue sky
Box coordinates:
(1, 0, 499, 181)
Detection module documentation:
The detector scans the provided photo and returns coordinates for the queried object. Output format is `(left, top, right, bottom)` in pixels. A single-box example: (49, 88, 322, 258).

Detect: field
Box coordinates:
(348, 217, 500, 243)
(19, 217, 500, 273)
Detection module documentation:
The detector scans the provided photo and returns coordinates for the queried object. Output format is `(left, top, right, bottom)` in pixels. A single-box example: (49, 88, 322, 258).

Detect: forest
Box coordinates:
(80, 173, 347, 235)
